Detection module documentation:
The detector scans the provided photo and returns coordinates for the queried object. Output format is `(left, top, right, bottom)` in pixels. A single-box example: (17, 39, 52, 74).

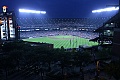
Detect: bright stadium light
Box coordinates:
(40, 11, 46, 14)
(92, 7, 119, 13)
(19, 9, 46, 14)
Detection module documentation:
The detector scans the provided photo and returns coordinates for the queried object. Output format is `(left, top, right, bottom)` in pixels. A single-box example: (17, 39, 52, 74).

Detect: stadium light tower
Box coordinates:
(92, 0, 120, 13)
(92, 7, 119, 13)
(107, 1, 120, 11)
(19, 9, 46, 14)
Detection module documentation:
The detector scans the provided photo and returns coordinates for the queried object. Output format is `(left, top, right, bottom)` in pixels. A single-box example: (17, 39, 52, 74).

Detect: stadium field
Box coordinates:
(23, 35, 98, 48)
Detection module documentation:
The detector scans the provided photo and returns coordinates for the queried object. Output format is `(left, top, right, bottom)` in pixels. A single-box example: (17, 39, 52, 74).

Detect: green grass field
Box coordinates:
(23, 35, 98, 48)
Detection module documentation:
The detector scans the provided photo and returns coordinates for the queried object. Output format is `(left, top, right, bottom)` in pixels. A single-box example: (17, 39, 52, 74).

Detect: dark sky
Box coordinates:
(0, 0, 119, 18)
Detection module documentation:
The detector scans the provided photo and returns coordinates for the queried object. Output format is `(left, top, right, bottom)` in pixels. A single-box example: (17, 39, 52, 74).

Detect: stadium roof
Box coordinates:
(105, 12, 120, 23)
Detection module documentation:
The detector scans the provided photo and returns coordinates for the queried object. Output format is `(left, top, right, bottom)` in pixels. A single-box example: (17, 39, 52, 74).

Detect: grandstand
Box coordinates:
(17, 17, 111, 39)
(17, 17, 111, 32)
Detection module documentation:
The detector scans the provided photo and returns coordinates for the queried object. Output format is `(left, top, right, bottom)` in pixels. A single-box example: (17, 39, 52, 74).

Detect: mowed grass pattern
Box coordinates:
(23, 35, 98, 48)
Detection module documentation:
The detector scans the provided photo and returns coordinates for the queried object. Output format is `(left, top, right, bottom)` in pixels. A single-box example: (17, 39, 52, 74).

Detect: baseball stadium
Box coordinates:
(18, 16, 115, 49)
(0, 0, 120, 79)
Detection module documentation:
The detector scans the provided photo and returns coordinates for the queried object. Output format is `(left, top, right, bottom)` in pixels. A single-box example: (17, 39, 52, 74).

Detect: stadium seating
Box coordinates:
(17, 17, 111, 29)
(17, 17, 111, 39)
(20, 31, 99, 39)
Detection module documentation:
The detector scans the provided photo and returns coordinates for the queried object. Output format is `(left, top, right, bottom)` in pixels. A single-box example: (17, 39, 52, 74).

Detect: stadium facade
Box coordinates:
(112, 12, 120, 56)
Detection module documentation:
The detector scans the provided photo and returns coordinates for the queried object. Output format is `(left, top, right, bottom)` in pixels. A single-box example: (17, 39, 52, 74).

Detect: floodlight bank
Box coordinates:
(19, 9, 46, 14)
(92, 7, 119, 13)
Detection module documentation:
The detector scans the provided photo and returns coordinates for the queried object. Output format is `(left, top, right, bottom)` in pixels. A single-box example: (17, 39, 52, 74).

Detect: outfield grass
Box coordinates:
(23, 35, 98, 48)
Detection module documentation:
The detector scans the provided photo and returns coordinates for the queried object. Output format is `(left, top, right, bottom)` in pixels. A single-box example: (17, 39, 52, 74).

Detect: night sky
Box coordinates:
(0, 0, 119, 18)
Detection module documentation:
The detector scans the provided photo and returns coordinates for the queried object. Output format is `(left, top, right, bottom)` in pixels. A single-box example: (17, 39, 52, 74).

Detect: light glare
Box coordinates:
(92, 7, 119, 13)
(19, 9, 46, 14)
